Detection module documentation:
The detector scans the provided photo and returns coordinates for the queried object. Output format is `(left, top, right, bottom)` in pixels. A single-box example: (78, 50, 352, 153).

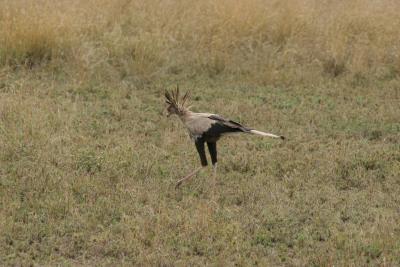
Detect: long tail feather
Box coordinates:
(250, 129, 285, 139)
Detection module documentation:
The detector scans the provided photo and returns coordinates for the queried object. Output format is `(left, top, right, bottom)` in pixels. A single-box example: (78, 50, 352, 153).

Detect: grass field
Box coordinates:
(1, 0, 400, 266)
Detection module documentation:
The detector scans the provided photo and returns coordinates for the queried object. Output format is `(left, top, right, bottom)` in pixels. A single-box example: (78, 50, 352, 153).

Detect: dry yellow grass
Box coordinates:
(1, 0, 400, 266)
(1, 0, 400, 83)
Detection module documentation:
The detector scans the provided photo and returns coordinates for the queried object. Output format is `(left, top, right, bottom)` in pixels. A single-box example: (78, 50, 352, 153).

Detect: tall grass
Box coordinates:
(1, 0, 400, 83)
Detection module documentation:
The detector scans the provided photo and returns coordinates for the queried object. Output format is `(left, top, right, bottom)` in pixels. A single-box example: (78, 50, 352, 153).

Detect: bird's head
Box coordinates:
(164, 86, 191, 117)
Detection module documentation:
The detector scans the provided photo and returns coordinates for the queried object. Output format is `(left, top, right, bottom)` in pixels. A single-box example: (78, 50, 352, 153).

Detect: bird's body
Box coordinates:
(180, 112, 249, 142)
(164, 87, 284, 187)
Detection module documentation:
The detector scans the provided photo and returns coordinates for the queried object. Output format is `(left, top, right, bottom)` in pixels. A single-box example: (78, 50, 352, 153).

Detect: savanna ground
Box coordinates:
(0, 0, 400, 266)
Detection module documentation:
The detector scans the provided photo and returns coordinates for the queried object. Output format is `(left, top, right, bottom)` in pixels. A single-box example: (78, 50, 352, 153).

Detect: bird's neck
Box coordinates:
(178, 109, 193, 123)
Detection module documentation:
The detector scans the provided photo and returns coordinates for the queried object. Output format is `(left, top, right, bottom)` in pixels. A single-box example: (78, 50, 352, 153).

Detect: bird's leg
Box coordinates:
(211, 163, 218, 198)
(175, 140, 208, 189)
(207, 142, 218, 177)
(175, 166, 203, 188)
(212, 162, 218, 178)
(207, 142, 218, 198)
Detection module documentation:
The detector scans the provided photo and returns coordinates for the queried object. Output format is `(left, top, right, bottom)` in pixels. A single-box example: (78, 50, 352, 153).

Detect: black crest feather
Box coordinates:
(164, 85, 191, 113)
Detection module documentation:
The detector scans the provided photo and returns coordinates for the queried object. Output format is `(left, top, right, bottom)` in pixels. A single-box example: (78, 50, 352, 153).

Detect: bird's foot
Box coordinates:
(175, 179, 184, 189)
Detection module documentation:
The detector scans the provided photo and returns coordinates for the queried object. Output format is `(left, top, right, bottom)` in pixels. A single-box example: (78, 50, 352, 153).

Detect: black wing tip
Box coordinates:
(280, 135, 285, 140)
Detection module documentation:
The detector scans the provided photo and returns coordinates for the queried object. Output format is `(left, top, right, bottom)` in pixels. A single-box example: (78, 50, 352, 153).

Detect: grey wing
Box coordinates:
(208, 114, 251, 133)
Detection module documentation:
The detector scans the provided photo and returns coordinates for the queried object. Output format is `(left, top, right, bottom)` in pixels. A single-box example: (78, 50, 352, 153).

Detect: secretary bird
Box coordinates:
(165, 87, 285, 188)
